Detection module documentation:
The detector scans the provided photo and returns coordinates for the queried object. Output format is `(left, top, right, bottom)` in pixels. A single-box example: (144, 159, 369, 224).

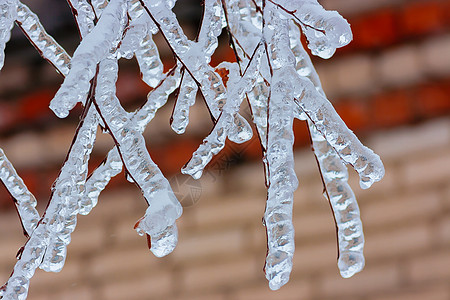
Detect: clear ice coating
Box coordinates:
(0, 149, 39, 236)
(15, 2, 71, 76)
(0, 0, 385, 298)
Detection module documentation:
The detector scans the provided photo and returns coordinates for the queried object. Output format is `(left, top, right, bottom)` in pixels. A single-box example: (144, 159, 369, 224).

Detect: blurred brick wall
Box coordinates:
(1, 118, 449, 300)
(0, 0, 449, 299)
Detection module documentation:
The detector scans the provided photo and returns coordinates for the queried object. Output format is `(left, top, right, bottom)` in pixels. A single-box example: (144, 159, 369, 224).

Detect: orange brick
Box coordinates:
(293, 208, 336, 241)
(372, 90, 414, 128)
(400, 1, 446, 36)
(335, 100, 369, 132)
(352, 9, 398, 49)
(67, 219, 105, 256)
(417, 82, 450, 118)
(174, 292, 227, 300)
(436, 215, 450, 246)
(29, 260, 82, 294)
(376, 45, 423, 87)
(421, 35, 450, 77)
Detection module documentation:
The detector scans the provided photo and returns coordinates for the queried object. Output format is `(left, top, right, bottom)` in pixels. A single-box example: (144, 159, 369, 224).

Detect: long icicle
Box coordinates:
(262, 4, 298, 290)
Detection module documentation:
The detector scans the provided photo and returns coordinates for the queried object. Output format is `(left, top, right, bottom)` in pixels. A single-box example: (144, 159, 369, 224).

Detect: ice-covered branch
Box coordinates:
(49, 0, 128, 118)
(182, 44, 263, 179)
(1, 105, 99, 299)
(0, 0, 18, 70)
(0, 149, 39, 237)
(309, 123, 365, 278)
(269, 0, 352, 58)
(93, 59, 182, 257)
(15, 2, 71, 76)
(293, 76, 384, 189)
(262, 5, 298, 290)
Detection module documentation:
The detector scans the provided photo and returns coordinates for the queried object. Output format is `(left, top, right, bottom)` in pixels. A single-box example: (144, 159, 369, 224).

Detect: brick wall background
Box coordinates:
(1, 0, 449, 299)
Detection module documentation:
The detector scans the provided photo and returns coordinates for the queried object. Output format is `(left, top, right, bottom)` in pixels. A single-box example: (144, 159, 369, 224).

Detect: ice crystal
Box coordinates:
(0, 0, 384, 298)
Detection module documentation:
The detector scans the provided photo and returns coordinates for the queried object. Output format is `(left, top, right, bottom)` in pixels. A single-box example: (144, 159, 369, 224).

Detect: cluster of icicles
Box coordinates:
(0, 0, 385, 298)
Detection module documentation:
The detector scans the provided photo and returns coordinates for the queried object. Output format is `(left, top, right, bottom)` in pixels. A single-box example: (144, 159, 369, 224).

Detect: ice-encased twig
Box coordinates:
(134, 33, 164, 87)
(90, 0, 108, 18)
(0, 148, 39, 237)
(79, 66, 181, 216)
(94, 58, 182, 257)
(292, 74, 384, 189)
(49, 0, 128, 118)
(39, 107, 99, 273)
(170, 68, 198, 134)
(119, 2, 164, 87)
(142, 0, 252, 144)
(1, 107, 99, 299)
(79, 148, 122, 215)
(222, 0, 262, 66)
(181, 44, 263, 179)
(262, 6, 298, 290)
(309, 122, 365, 277)
(67, 0, 97, 38)
(270, 0, 352, 59)
(134, 65, 181, 132)
(0, 0, 18, 71)
(289, 19, 366, 277)
(15, 2, 71, 76)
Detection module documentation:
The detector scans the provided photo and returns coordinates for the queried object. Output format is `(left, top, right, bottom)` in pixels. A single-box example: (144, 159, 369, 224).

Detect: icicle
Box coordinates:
(15, 2, 71, 76)
(182, 45, 263, 179)
(197, 0, 225, 61)
(80, 67, 181, 215)
(292, 76, 384, 189)
(79, 148, 122, 215)
(0, 148, 39, 236)
(262, 6, 297, 290)
(170, 69, 198, 134)
(223, 0, 262, 66)
(288, 20, 322, 89)
(2, 107, 98, 298)
(309, 122, 365, 277)
(288, 18, 366, 277)
(142, 0, 252, 144)
(118, 1, 163, 85)
(40, 107, 99, 272)
(271, 0, 352, 59)
(0, 0, 18, 71)
(67, 0, 96, 38)
(247, 73, 269, 149)
(134, 34, 164, 87)
(95, 58, 182, 257)
(136, 66, 181, 131)
(90, 0, 108, 17)
(49, 0, 128, 118)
